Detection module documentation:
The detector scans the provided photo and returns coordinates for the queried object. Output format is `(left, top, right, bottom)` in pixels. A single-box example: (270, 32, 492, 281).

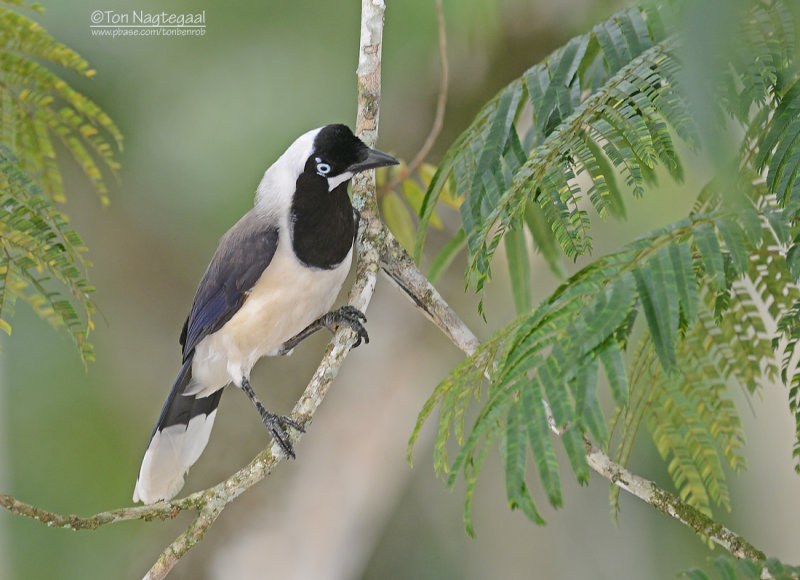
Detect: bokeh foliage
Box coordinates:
(0, 0, 121, 363)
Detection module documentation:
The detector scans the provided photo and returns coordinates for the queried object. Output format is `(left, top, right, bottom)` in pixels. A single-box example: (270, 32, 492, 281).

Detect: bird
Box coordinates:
(132, 124, 398, 504)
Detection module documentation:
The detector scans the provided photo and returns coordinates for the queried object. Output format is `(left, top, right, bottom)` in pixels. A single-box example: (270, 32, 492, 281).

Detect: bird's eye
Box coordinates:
(316, 161, 331, 175)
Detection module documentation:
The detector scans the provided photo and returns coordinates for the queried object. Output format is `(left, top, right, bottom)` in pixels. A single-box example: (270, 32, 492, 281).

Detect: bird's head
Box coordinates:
(306, 124, 398, 191)
(256, 124, 398, 215)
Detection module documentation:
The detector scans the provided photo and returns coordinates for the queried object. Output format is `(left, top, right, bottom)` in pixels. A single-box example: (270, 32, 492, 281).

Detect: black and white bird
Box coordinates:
(132, 124, 398, 504)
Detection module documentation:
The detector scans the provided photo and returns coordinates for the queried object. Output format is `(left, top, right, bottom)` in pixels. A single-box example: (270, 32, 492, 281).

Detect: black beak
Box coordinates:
(348, 148, 399, 173)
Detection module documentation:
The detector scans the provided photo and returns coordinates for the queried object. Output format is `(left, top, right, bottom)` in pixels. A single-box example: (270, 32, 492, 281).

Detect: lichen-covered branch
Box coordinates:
(143, 502, 223, 580)
(583, 439, 765, 560)
(379, 236, 766, 562)
(380, 228, 479, 355)
(0, 493, 186, 530)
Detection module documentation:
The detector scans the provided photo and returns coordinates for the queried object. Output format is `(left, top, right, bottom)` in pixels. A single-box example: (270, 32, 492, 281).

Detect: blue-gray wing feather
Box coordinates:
(180, 209, 279, 360)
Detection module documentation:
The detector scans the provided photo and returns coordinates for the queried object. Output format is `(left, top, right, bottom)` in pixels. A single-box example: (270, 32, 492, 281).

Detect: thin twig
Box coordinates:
(380, 0, 448, 195)
(0, 494, 188, 530)
(582, 438, 765, 560)
(380, 228, 478, 354)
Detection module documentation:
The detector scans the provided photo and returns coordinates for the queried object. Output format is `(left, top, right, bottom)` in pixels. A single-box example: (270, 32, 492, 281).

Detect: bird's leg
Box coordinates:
(277, 305, 369, 355)
(240, 377, 305, 459)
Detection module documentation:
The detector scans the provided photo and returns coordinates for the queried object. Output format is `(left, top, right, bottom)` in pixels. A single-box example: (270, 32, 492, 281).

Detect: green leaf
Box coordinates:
(523, 200, 565, 278)
(573, 356, 608, 445)
(633, 247, 679, 371)
(413, 0, 800, 540)
(669, 242, 699, 326)
(759, 79, 800, 204)
(504, 221, 531, 314)
(713, 558, 737, 580)
(415, 152, 456, 261)
(538, 352, 575, 429)
(0, 148, 96, 363)
(381, 191, 416, 253)
(694, 222, 726, 291)
(787, 242, 800, 281)
(0, 9, 121, 203)
(503, 401, 546, 525)
(680, 570, 711, 580)
(599, 341, 628, 406)
(522, 380, 563, 508)
(681, 556, 800, 580)
(583, 133, 626, 219)
(716, 217, 749, 275)
(561, 425, 590, 485)
(403, 178, 442, 230)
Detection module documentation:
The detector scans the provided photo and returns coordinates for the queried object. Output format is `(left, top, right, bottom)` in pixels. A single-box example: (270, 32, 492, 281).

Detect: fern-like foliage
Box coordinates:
(0, 147, 95, 360)
(0, 1, 121, 362)
(411, 195, 793, 529)
(776, 299, 800, 471)
(0, 0, 122, 202)
(682, 557, 800, 580)
(410, 0, 800, 539)
(608, 182, 800, 516)
(416, 1, 690, 291)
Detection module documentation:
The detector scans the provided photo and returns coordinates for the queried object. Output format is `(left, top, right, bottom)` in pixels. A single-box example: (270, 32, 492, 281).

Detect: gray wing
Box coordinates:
(179, 209, 279, 360)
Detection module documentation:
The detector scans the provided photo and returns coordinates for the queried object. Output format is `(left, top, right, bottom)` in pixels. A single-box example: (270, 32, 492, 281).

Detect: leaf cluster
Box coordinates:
(0, 0, 121, 362)
(410, 0, 800, 547)
(683, 556, 800, 580)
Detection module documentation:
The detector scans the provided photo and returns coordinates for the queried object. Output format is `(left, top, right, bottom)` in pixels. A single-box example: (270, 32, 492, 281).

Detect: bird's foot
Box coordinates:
(276, 305, 370, 355)
(240, 377, 305, 459)
(323, 305, 369, 348)
(259, 409, 305, 459)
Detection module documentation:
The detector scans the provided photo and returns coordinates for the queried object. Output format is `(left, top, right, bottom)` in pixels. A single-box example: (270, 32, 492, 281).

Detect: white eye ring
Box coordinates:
(316, 161, 331, 175)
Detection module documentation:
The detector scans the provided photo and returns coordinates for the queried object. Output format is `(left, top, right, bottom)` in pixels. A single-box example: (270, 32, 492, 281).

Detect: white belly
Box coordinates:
(190, 241, 352, 394)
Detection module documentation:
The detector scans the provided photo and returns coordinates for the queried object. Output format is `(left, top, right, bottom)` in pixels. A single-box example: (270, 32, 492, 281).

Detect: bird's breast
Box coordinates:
(191, 241, 352, 391)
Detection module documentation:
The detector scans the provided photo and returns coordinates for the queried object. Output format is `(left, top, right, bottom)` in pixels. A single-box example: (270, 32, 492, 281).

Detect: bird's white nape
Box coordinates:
(254, 127, 323, 219)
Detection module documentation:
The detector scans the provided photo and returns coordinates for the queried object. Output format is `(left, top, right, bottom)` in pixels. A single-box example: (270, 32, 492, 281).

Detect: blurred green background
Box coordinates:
(2, 0, 799, 578)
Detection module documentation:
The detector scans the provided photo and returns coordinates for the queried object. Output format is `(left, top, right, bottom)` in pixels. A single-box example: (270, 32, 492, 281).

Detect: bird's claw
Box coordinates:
(261, 411, 305, 459)
(328, 305, 369, 348)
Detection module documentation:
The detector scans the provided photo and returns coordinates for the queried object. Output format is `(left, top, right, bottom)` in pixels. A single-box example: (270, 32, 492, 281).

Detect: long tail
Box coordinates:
(133, 354, 223, 504)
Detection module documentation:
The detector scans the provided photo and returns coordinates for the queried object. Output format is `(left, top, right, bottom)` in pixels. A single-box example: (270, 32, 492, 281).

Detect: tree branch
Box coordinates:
(582, 439, 765, 560)
(143, 502, 223, 580)
(379, 227, 766, 562)
(380, 229, 478, 355)
(0, 493, 184, 530)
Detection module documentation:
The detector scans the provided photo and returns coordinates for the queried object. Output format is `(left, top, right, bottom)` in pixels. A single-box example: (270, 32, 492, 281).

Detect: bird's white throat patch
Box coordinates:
(327, 171, 353, 191)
